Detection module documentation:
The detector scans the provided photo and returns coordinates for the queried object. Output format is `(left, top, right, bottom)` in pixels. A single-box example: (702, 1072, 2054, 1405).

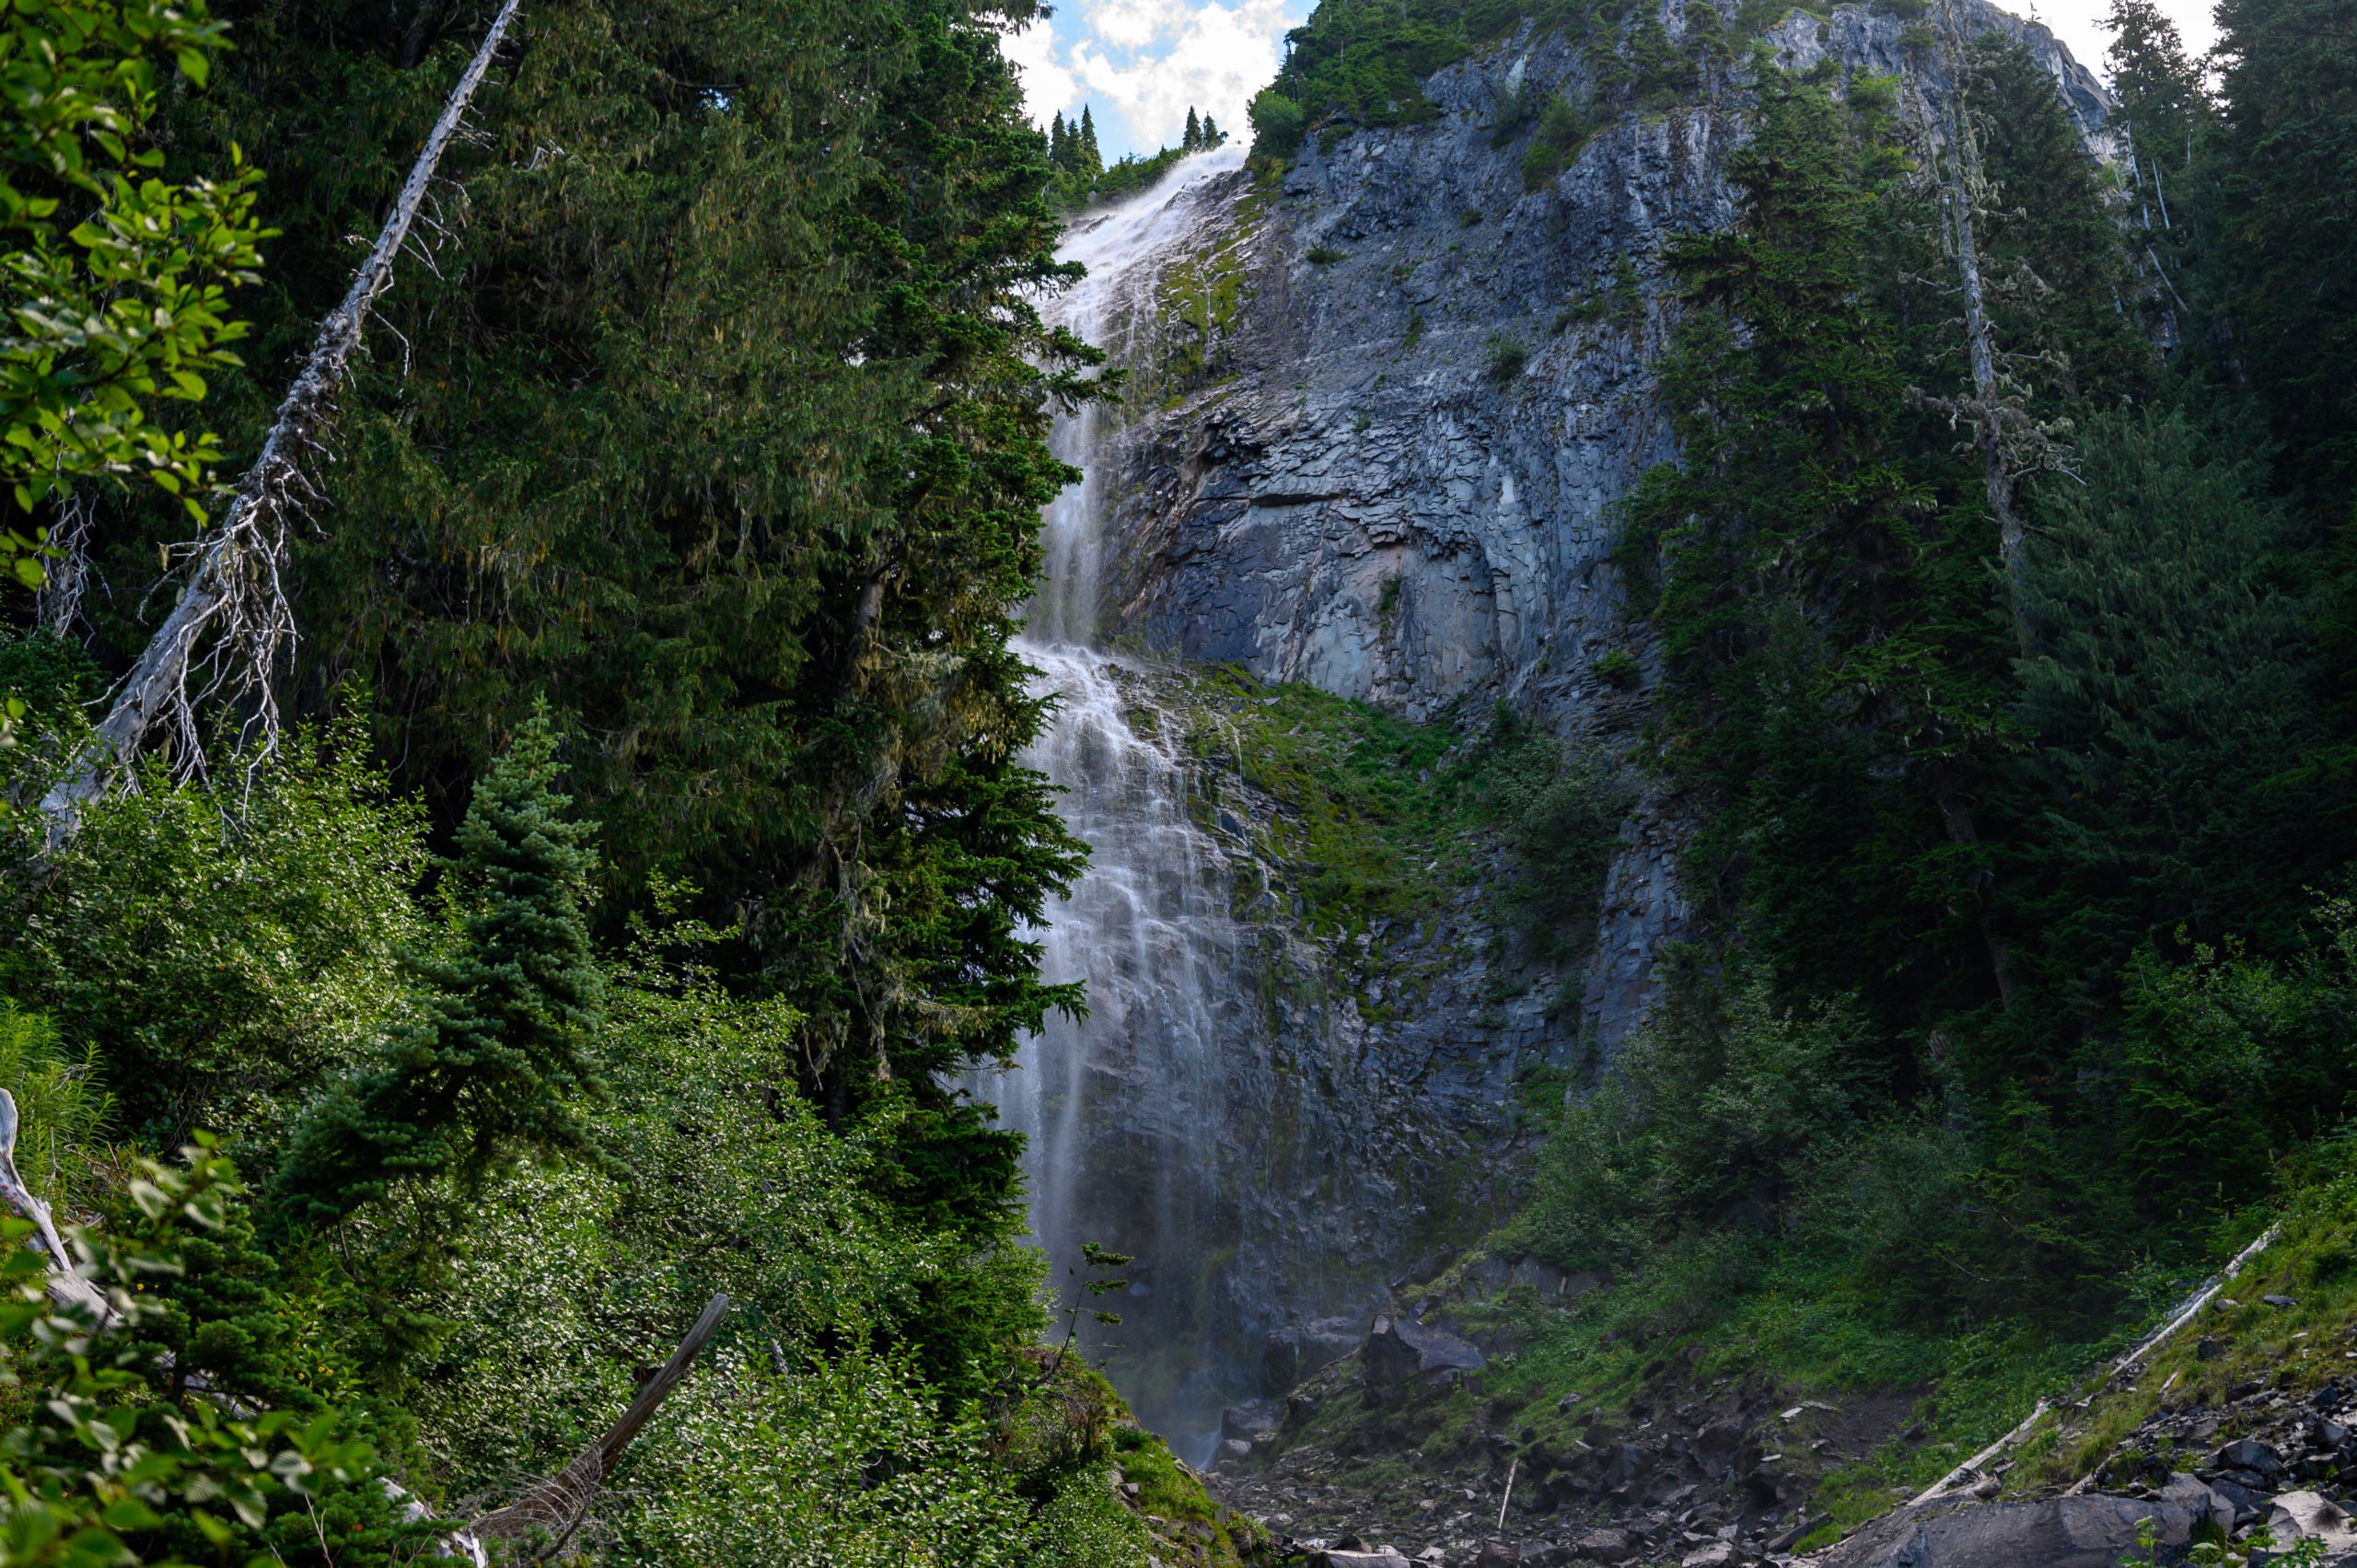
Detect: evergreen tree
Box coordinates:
(1202, 113, 1222, 145)
(1185, 105, 1201, 149)
(2104, 0, 2207, 180)
(2211, 0, 2357, 505)
(1625, 72, 2011, 1024)
(98, 0, 1097, 1250)
(269, 707, 603, 1232)
(2008, 401, 2333, 1012)
(1077, 103, 1102, 175)
(1968, 38, 2154, 414)
(1051, 108, 1069, 168)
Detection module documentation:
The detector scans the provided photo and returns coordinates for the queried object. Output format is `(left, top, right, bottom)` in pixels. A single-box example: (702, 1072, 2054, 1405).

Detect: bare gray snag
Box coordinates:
(1932, 0, 2031, 655)
(472, 1293, 734, 1549)
(40, 0, 528, 827)
(0, 1087, 119, 1330)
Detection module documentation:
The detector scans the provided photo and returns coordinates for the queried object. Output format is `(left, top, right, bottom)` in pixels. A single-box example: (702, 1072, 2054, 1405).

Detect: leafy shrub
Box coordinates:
(1483, 724, 1632, 962)
(1523, 91, 1596, 188)
(1306, 243, 1347, 264)
(0, 709, 429, 1145)
(1248, 88, 1306, 164)
(1486, 333, 1529, 383)
(1515, 959, 1879, 1272)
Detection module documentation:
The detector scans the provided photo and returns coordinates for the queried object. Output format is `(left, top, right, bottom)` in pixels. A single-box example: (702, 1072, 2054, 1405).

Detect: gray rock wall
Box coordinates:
(1034, 0, 2111, 1436)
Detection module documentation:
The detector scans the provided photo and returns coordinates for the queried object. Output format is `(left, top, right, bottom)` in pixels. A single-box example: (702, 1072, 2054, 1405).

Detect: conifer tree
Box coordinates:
(2105, 0, 2207, 178)
(1202, 113, 1222, 145)
(1185, 105, 1201, 149)
(1051, 109, 1069, 168)
(1078, 103, 1102, 174)
(2211, 0, 2357, 504)
(2011, 402, 2330, 998)
(268, 706, 603, 1233)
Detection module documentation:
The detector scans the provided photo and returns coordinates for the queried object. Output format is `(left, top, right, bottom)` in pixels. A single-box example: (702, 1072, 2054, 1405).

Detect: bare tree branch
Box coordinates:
(470, 1293, 733, 1546)
(39, 0, 528, 830)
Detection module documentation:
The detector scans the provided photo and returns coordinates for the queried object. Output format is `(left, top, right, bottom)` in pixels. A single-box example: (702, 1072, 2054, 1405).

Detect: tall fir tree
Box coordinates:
(269, 706, 603, 1232)
(1184, 104, 1201, 148)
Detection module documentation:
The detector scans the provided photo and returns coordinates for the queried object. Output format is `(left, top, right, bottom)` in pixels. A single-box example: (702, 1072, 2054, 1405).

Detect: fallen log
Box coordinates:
(471, 1292, 734, 1547)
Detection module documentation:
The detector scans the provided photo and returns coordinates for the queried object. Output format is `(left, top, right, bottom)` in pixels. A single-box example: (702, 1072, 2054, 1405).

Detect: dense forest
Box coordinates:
(1241, 0, 2357, 1539)
(0, 0, 2354, 1559)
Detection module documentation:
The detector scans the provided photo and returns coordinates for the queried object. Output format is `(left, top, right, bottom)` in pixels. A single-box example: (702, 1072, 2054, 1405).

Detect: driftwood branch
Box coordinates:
(40, 0, 527, 827)
(471, 1292, 733, 1545)
(1910, 1222, 2285, 1506)
(0, 1088, 118, 1329)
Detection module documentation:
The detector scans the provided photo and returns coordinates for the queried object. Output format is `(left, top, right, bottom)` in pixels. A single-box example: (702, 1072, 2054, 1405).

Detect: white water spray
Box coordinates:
(988, 146, 1252, 1457)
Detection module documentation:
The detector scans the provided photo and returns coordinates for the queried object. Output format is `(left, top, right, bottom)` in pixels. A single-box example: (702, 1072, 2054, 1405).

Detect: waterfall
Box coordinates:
(991, 145, 1253, 1461)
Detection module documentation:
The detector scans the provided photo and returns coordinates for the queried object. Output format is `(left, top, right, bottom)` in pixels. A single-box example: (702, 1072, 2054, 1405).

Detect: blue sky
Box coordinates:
(1003, 0, 1313, 162)
(1001, 0, 2219, 165)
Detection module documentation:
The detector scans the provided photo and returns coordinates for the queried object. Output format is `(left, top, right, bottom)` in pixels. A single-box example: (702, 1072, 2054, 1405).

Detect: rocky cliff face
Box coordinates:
(1016, 0, 2112, 1454)
(1074, 0, 2106, 1052)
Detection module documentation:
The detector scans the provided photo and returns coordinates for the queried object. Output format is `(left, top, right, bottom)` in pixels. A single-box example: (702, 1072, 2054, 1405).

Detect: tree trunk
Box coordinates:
(1933, 3, 2032, 657)
(472, 1293, 732, 1543)
(40, 0, 528, 830)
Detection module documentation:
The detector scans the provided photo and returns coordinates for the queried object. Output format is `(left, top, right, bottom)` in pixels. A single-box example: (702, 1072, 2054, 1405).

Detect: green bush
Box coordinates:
(1523, 91, 1596, 187)
(1248, 88, 1306, 164)
(0, 708, 429, 1146)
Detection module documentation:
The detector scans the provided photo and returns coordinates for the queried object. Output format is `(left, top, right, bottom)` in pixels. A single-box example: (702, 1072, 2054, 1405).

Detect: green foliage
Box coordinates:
(0, 0, 267, 540)
(1483, 332, 1527, 383)
(0, 1144, 415, 1568)
(1966, 39, 2154, 414)
(2210, 0, 2357, 505)
(2114, 899, 2357, 1215)
(1247, 88, 1306, 163)
(1522, 91, 1596, 188)
(1515, 957, 1879, 1272)
(1184, 668, 1626, 952)
(0, 999, 109, 1214)
(2009, 401, 2332, 1011)
(1625, 72, 2008, 1021)
(1484, 719, 1632, 963)
(0, 707, 428, 1144)
(268, 704, 603, 1234)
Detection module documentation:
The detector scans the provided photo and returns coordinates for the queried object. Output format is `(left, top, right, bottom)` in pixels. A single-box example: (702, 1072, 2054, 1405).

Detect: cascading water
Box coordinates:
(989, 146, 1255, 1460)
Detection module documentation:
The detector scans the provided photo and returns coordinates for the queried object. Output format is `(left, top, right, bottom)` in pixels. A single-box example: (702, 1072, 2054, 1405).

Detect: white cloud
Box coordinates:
(1012, 0, 1307, 159)
(2001, 0, 2217, 83)
(1004, 20, 1083, 126)
(1012, 0, 2220, 164)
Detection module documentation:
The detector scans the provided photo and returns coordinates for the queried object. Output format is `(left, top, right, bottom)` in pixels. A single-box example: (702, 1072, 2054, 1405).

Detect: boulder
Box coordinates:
(1802, 1494, 2197, 1568)
(1693, 1419, 1746, 1459)
(1364, 1313, 1486, 1392)
(2218, 1438, 2287, 1478)
(1680, 1544, 1746, 1567)
(2161, 1471, 2236, 1538)
(1314, 1552, 1415, 1568)
(1568, 1527, 1634, 1562)
(1474, 1542, 1521, 1566)
(2268, 1491, 2357, 1551)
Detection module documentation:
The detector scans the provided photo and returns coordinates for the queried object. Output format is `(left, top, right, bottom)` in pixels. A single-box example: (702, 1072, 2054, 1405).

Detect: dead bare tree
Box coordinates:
(471, 1293, 734, 1552)
(40, 0, 527, 828)
(32, 490, 95, 643)
(0, 1088, 118, 1329)
(1929, 0, 2034, 655)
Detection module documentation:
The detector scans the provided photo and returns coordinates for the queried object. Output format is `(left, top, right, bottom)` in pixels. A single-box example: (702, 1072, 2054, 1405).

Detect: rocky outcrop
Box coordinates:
(1021, 0, 2119, 1464)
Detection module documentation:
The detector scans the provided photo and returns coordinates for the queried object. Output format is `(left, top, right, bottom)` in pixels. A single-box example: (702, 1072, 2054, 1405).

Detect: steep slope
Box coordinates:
(997, 0, 2131, 1548)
